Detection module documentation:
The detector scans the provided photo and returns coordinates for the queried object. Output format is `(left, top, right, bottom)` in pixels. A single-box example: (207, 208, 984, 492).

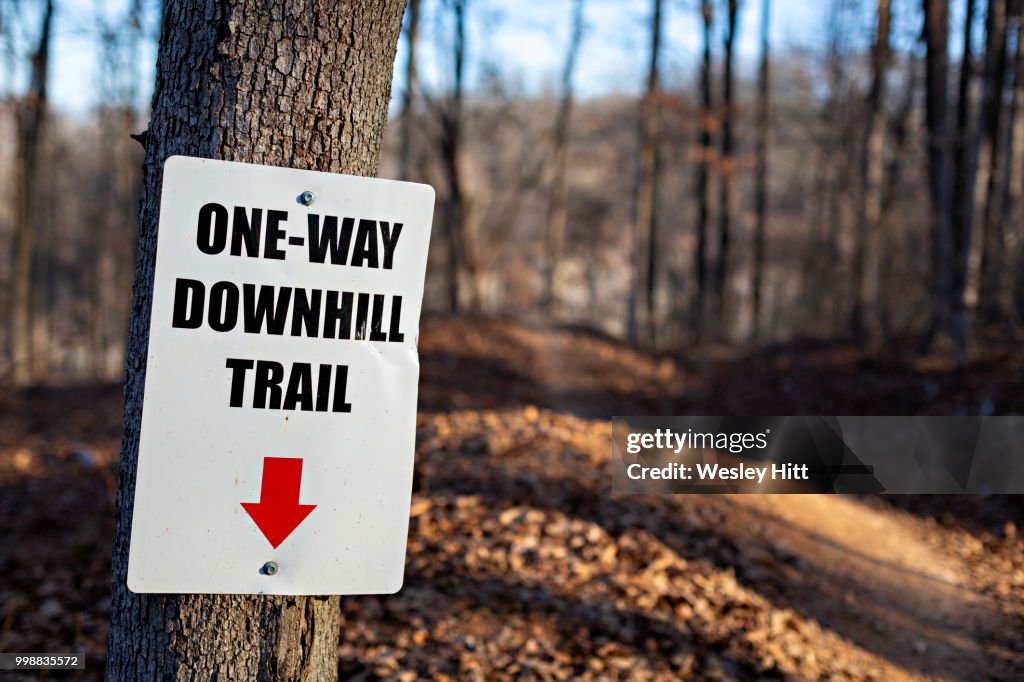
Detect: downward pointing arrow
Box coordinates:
(241, 457, 316, 548)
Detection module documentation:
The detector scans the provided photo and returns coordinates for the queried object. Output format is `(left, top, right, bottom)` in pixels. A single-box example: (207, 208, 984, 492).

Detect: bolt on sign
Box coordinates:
(127, 157, 434, 595)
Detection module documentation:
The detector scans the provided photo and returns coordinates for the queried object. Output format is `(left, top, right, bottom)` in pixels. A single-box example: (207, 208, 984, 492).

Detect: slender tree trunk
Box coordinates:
(922, 0, 955, 358)
(852, 0, 891, 349)
(751, 0, 769, 342)
(543, 0, 584, 312)
(106, 2, 405, 679)
(713, 0, 738, 340)
(440, 0, 473, 312)
(972, 0, 1010, 323)
(10, 0, 53, 386)
(950, 0, 977, 303)
(399, 0, 420, 181)
(692, 0, 714, 343)
(934, 0, 976, 360)
(628, 0, 663, 343)
(938, 0, 976, 354)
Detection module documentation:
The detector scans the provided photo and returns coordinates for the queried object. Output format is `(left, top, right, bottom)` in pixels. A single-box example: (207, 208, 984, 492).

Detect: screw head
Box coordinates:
(261, 561, 279, 576)
(298, 191, 315, 206)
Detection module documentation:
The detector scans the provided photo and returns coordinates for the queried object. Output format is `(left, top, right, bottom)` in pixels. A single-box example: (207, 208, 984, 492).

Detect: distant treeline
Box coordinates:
(1, 0, 1022, 385)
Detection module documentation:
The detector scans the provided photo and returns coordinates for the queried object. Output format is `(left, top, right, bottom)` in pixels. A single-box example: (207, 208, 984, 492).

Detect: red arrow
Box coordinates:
(241, 457, 317, 548)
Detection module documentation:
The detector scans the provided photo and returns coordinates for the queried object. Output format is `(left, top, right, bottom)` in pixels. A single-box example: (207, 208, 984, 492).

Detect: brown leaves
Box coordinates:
(4, 319, 1024, 680)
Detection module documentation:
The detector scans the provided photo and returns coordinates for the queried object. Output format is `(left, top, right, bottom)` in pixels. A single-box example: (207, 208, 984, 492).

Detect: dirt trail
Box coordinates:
(420, 316, 1024, 679)
(728, 494, 1020, 680)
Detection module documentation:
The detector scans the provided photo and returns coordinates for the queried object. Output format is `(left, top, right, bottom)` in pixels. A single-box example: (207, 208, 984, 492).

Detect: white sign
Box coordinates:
(127, 157, 434, 595)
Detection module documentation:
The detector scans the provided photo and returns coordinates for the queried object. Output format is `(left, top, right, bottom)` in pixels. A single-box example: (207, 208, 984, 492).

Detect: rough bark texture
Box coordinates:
(106, 1, 406, 680)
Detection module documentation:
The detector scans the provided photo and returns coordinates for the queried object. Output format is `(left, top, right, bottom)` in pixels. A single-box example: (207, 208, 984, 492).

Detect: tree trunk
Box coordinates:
(106, 2, 405, 680)
(692, 0, 714, 343)
(542, 0, 584, 312)
(10, 0, 53, 386)
(922, 0, 955, 357)
(852, 0, 891, 349)
(440, 0, 473, 312)
(1000, 11, 1024, 331)
(972, 0, 1010, 323)
(628, 0, 663, 343)
(751, 0, 769, 342)
(950, 0, 977, 317)
(399, 0, 420, 180)
(713, 0, 738, 340)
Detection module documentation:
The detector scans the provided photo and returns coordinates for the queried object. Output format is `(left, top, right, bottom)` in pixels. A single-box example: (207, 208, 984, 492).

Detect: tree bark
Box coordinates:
(852, 0, 890, 349)
(106, 2, 405, 680)
(439, 0, 473, 312)
(10, 0, 53, 386)
(542, 0, 584, 312)
(751, 0, 769, 342)
(712, 0, 738, 339)
(922, 0, 955, 357)
(971, 0, 1010, 323)
(692, 0, 714, 343)
(950, 0, 977, 313)
(1000, 10, 1024, 331)
(627, 0, 663, 343)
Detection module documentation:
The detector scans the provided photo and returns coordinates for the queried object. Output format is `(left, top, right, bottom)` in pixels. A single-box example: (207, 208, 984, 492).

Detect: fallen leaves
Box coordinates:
(3, 319, 1024, 680)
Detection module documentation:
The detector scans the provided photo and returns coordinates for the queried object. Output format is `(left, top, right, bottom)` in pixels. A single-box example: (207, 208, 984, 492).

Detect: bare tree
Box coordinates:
(999, 6, 1024, 331)
(399, 0, 420, 180)
(852, 0, 891, 349)
(950, 0, 977, 282)
(751, 0, 769, 342)
(712, 0, 738, 339)
(972, 0, 1010, 324)
(692, 0, 714, 343)
(439, 0, 478, 311)
(628, 0, 663, 343)
(542, 0, 585, 311)
(10, 0, 54, 386)
(922, 0, 955, 358)
(105, 1, 406, 678)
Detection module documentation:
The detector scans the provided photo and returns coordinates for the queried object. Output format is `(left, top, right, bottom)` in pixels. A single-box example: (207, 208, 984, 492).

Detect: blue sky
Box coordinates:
(399, 0, 832, 99)
(10, 0, 901, 116)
